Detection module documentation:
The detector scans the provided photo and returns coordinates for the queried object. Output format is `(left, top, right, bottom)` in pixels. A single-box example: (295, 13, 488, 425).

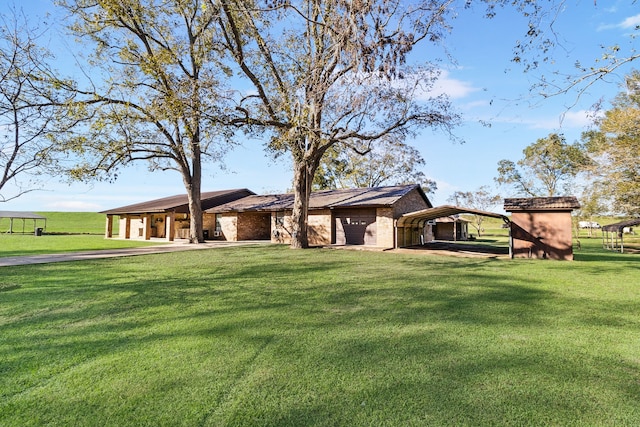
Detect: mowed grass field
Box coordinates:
(1, 219, 639, 425)
(0, 212, 161, 257)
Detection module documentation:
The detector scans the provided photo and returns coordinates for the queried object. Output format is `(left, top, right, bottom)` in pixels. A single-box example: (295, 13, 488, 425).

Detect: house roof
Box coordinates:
(503, 196, 580, 212)
(100, 189, 255, 215)
(397, 205, 507, 228)
(602, 218, 640, 232)
(206, 184, 431, 213)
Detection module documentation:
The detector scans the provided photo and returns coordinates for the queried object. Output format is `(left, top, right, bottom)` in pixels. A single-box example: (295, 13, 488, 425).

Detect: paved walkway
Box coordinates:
(0, 241, 270, 267)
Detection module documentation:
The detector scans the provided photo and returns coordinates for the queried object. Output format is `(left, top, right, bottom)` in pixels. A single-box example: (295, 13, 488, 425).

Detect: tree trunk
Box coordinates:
(187, 184, 203, 244)
(290, 160, 311, 249)
(185, 146, 203, 244)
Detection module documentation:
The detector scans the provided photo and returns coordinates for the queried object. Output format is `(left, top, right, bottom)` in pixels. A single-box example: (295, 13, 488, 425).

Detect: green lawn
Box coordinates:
(0, 234, 164, 257)
(1, 241, 639, 426)
(0, 212, 108, 235)
(0, 212, 162, 257)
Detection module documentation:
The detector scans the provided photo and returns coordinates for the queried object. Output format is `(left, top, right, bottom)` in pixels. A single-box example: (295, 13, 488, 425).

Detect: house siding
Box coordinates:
(272, 211, 292, 244)
(376, 208, 395, 248)
(510, 211, 574, 260)
(391, 188, 433, 246)
(309, 209, 333, 246)
(218, 213, 239, 241)
(203, 213, 217, 239)
(393, 188, 432, 216)
(238, 212, 271, 240)
(271, 209, 332, 246)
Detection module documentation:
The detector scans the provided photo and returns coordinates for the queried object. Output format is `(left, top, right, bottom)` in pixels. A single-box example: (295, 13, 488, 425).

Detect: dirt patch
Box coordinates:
(392, 241, 510, 258)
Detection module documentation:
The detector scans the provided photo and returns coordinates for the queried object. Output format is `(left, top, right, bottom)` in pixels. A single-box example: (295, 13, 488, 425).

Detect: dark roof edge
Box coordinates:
(504, 196, 580, 211)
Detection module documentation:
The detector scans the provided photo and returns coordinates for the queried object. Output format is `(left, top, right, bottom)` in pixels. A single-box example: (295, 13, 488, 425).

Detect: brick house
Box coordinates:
(205, 184, 432, 248)
(101, 189, 254, 241)
(504, 196, 580, 260)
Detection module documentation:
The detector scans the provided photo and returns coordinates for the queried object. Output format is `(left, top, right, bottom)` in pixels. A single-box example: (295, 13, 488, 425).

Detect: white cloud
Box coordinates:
(44, 200, 104, 211)
(620, 14, 640, 29)
(416, 69, 479, 100)
(530, 109, 602, 130)
(598, 13, 640, 31)
(477, 109, 598, 132)
(460, 100, 491, 110)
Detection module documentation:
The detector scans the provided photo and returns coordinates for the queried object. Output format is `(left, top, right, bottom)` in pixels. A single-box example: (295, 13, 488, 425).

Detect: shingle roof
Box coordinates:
(206, 185, 430, 213)
(503, 196, 580, 212)
(100, 189, 255, 215)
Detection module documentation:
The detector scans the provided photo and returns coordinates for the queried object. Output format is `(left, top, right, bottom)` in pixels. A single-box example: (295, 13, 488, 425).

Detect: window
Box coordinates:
(276, 211, 285, 226)
(215, 214, 222, 232)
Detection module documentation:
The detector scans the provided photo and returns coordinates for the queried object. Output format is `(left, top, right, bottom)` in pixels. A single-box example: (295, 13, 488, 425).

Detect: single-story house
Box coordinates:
(504, 196, 580, 260)
(101, 189, 255, 241)
(205, 184, 433, 248)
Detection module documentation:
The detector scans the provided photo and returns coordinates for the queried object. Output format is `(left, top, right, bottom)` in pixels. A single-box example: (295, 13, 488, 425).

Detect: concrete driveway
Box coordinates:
(0, 241, 271, 267)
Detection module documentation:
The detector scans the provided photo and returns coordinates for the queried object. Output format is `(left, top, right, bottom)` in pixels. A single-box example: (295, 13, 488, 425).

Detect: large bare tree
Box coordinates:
(217, 0, 568, 248)
(57, 0, 233, 242)
(0, 9, 64, 203)
(217, 0, 462, 248)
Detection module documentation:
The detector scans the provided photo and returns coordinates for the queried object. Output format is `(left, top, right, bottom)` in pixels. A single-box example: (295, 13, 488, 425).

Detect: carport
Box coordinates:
(602, 219, 640, 253)
(395, 205, 510, 252)
(0, 211, 47, 234)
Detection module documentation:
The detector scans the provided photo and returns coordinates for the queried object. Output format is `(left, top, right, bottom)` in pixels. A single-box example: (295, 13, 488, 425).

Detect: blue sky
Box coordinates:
(1, 0, 638, 212)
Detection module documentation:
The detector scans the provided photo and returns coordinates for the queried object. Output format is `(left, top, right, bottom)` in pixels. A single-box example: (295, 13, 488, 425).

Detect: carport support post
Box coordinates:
(394, 220, 399, 249)
(507, 220, 513, 259)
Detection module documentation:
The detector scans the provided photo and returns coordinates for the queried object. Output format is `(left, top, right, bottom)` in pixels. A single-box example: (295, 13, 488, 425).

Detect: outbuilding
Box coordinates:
(504, 196, 580, 260)
(602, 219, 640, 253)
(0, 211, 47, 235)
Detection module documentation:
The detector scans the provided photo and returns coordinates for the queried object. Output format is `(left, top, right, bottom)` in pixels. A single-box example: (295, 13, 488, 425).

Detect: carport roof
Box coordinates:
(397, 205, 508, 228)
(602, 218, 640, 232)
(0, 211, 47, 220)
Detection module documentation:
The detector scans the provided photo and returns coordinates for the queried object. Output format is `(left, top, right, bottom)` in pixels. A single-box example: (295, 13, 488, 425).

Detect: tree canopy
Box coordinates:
(447, 185, 501, 236)
(313, 138, 437, 193)
(582, 71, 640, 216)
(56, 0, 233, 242)
(495, 133, 592, 197)
(216, 0, 559, 248)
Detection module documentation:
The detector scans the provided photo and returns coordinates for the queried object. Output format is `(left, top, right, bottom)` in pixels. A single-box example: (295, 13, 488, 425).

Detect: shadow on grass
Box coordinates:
(2, 246, 639, 425)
